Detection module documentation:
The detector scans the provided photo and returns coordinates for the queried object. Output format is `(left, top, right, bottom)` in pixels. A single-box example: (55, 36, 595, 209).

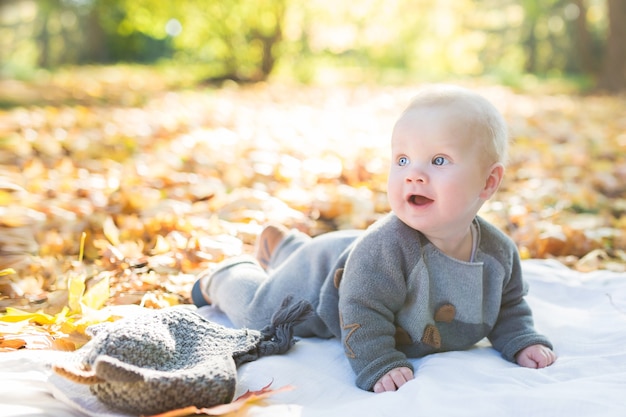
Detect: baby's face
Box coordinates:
(387, 105, 496, 240)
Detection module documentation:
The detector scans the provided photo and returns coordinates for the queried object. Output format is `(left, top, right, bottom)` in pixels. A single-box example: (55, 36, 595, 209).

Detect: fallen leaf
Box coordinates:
(81, 275, 110, 310)
(146, 382, 294, 417)
(0, 335, 26, 350)
(0, 332, 75, 351)
(0, 268, 16, 276)
(2, 74, 626, 354)
(0, 308, 56, 325)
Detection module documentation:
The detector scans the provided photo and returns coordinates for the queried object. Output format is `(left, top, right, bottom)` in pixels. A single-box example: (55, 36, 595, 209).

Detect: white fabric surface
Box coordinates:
(1, 259, 626, 417)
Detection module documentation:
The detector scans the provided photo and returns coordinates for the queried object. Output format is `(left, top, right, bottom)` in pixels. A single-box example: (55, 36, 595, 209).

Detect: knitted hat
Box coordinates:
(53, 296, 312, 415)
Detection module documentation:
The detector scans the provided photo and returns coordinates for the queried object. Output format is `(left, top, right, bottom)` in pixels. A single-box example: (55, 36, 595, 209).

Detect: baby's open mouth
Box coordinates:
(409, 195, 434, 206)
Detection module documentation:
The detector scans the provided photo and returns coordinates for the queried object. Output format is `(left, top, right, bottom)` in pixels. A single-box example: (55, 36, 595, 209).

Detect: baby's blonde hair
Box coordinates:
(401, 84, 509, 165)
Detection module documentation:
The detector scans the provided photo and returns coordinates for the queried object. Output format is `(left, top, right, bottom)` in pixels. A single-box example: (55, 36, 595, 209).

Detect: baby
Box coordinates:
(192, 84, 556, 393)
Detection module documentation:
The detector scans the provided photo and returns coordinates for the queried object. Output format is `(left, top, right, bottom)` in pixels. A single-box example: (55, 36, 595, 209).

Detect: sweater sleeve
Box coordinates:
(338, 218, 416, 391)
(487, 248, 553, 362)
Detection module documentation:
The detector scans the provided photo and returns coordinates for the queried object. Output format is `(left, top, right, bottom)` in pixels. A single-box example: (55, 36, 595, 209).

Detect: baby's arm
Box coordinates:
(337, 215, 419, 391)
(515, 344, 557, 369)
(373, 367, 414, 393)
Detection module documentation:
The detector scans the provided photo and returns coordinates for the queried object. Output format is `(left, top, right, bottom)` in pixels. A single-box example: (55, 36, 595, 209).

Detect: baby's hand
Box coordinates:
(515, 344, 557, 369)
(373, 367, 414, 393)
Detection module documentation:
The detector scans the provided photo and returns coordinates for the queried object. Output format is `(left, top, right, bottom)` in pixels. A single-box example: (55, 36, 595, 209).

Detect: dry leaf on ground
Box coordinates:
(147, 382, 294, 417)
(1, 71, 625, 348)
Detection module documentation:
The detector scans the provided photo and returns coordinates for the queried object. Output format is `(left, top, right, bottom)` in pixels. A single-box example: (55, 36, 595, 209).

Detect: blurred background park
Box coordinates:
(1, 0, 625, 317)
(1, 0, 625, 93)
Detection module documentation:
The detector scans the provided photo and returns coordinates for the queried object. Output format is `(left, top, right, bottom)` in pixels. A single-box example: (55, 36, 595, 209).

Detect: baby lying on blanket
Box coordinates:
(193, 84, 557, 393)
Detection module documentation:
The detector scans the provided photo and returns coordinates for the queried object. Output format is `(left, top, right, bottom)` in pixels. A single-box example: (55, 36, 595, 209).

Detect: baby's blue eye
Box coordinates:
(398, 156, 409, 166)
(432, 156, 447, 166)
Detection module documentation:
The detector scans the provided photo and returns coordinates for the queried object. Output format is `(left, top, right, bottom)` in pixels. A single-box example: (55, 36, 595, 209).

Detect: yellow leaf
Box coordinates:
(70, 309, 115, 333)
(0, 268, 16, 277)
(152, 234, 171, 254)
(103, 216, 120, 246)
(57, 305, 115, 338)
(82, 275, 110, 310)
(0, 308, 56, 325)
(67, 271, 86, 313)
(0, 190, 14, 205)
(79, 232, 86, 262)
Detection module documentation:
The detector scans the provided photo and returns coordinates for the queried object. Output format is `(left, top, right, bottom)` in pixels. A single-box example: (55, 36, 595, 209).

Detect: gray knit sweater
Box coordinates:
(337, 213, 552, 391)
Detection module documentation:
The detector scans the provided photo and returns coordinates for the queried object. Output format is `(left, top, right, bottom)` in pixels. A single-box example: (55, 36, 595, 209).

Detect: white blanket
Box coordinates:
(2, 260, 626, 417)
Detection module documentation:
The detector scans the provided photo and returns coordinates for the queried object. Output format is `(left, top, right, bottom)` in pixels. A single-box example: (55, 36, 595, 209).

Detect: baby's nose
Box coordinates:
(405, 167, 427, 183)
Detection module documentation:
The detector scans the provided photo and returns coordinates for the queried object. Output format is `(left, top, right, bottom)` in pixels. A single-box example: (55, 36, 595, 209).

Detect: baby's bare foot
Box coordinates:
(255, 224, 288, 270)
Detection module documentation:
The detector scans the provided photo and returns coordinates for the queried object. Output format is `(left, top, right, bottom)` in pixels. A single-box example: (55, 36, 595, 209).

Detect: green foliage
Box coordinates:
(0, 0, 619, 89)
(107, 0, 287, 81)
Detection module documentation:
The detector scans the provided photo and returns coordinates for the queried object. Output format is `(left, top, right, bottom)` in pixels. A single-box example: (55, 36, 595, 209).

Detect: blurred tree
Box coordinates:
(598, 0, 626, 91)
(1, 0, 624, 91)
(520, 0, 542, 73)
(519, 0, 625, 91)
(110, 0, 287, 82)
(570, 0, 597, 76)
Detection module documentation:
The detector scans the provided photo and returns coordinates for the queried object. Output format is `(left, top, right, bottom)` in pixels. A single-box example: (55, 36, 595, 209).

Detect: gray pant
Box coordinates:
(207, 229, 360, 338)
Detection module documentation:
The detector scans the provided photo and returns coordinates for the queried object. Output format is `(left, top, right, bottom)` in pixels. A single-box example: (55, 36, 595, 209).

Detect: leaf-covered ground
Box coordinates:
(1, 68, 626, 349)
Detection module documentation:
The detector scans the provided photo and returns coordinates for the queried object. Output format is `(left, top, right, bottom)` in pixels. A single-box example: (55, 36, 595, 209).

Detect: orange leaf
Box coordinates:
(144, 406, 199, 417)
(0, 335, 27, 351)
(207, 382, 293, 415)
(0, 331, 76, 351)
(146, 382, 294, 417)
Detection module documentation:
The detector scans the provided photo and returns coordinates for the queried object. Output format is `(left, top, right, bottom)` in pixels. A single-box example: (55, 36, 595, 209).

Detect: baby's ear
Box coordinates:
(480, 162, 504, 199)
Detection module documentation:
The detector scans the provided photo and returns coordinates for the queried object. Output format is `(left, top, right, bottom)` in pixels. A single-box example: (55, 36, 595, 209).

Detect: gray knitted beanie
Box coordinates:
(53, 296, 312, 415)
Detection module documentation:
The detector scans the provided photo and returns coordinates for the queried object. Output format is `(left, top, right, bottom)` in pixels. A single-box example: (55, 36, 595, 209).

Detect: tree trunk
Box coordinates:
(36, 7, 51, 68)
(82, 4, 109, 64)
(571, 0, 596, 75)
(598, 0, 626, 92)
(524, 22, 537, 73)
